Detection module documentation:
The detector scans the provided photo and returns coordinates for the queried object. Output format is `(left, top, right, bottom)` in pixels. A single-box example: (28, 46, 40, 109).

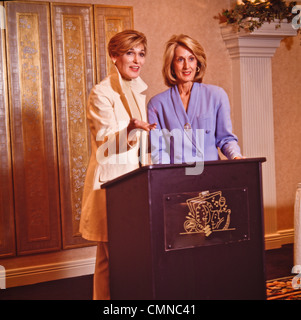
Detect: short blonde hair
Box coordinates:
(108, 29, 147, 57)
(162, 34, 207, 87)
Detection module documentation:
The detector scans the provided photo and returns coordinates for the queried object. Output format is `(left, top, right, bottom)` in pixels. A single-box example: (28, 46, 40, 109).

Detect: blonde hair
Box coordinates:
(108, 29, 147, 57)
(162, 34, 207, 87)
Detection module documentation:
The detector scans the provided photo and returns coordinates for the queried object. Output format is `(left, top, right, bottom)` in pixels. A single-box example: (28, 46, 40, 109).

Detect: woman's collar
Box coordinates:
(111, 64, 148, 94)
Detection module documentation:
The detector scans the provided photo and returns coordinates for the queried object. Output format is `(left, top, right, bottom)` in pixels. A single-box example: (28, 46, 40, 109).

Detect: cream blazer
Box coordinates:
(79, 67, 148, 242)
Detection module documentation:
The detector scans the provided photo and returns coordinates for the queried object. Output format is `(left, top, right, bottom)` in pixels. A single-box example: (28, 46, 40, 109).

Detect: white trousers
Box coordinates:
(93, 241, 110, 300)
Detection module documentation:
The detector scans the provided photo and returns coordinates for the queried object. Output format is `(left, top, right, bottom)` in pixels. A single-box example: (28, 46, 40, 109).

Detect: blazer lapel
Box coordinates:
(110, 67, 148, 165)
(110, 67, 132, 119)
(130, 78, 148, 165)
(131, 91, 146, 121)
(110, 65, 148, 121)
(131, 77, 148, 121)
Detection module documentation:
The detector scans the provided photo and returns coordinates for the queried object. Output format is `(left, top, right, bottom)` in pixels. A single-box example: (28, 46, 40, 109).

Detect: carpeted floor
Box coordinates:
(265, 244, 301, 300)
(265, 244, 295, 280)
(266, 276, 301, 300)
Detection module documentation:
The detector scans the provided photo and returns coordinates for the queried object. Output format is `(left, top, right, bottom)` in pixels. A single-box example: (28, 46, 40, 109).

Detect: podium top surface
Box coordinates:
(102, 157, 266, 189)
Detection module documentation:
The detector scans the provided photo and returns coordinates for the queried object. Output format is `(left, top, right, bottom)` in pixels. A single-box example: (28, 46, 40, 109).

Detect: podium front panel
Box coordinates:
(104, 159, 266, 300)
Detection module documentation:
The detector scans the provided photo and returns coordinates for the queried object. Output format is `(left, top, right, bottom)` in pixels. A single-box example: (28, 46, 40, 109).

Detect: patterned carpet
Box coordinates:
(266, 276, 301, 300)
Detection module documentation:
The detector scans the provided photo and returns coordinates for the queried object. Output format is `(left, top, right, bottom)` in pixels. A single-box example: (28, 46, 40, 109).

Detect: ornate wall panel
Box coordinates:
(51, 3, 95, 248)
(0, 2, 134, 257)
(94, 5, 133, 81)
(6, 1, 61, 254)
(0, 1, 16, 258)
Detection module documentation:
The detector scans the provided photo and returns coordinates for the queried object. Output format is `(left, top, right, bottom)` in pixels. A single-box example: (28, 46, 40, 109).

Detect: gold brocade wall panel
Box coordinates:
(5, 1, 61, 255)
(0, 1, 16, 258)
(94, 5, 133, 82)
(51, 3, 95, 248)
(0, 1, 133, 257)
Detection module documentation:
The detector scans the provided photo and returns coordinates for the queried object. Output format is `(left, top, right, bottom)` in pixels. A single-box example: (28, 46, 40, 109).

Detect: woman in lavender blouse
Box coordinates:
(147, 34, 242, 164)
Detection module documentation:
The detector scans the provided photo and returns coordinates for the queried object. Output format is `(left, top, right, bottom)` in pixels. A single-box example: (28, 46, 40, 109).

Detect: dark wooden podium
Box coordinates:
(103, 158, 267, 300)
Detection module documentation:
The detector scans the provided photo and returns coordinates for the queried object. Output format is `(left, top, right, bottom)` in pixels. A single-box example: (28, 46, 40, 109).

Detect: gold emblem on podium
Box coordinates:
(183, 191, 234, 237)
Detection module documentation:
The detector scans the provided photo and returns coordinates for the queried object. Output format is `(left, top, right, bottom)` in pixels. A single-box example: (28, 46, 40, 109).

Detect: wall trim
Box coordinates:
(5, 257, 96, 288)
(265, 229, 294, 250)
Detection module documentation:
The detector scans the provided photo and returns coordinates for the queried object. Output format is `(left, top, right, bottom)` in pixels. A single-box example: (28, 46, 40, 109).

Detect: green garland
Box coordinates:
(219, 0, 298, 32)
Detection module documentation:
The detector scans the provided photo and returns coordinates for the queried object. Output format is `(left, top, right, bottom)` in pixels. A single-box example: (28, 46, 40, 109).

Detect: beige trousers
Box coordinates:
(93, 241, 110, 300)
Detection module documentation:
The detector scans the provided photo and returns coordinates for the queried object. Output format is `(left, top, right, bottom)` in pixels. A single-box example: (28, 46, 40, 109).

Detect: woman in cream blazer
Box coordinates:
(80, 30, 156, 300)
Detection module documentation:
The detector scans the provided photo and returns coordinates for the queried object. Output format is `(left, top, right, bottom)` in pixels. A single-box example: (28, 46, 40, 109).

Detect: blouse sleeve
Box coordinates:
(215, 88, 242, 159)
(147, 99, 171, 164)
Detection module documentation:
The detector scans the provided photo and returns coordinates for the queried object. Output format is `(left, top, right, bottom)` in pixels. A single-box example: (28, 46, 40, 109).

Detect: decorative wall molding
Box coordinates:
(265, 228, 294, 250)
(2, 246, 97, 288)
(5, 258, 96, 288)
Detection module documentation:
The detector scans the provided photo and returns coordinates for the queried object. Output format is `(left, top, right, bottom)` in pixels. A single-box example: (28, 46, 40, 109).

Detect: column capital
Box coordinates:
(220, 21, 297, 58)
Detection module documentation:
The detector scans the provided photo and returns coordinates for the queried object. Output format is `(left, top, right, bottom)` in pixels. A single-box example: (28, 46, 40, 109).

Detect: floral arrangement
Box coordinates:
(217, 0, 298, 32)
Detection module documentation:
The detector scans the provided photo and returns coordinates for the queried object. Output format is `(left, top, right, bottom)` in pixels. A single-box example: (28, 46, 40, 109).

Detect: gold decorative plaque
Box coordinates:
(183, 191, 233, 236)
(164, 188, 249, 251)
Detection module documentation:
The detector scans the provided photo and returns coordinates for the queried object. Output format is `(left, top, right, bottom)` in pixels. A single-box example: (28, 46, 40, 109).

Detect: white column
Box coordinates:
(221, 22, 296, 248)
(295, 183, 301, 265)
